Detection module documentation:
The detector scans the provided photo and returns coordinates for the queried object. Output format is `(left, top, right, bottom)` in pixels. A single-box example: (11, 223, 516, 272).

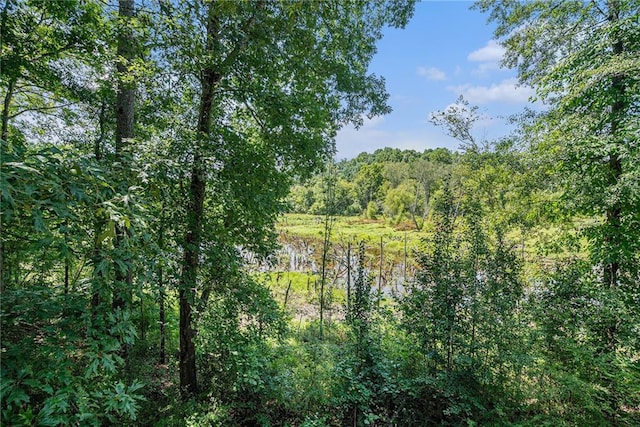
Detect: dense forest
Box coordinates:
(1, 0, 639, 426)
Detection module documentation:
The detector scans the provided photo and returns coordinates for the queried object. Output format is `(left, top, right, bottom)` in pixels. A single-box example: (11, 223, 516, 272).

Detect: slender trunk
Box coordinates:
(421, 186, 431, 229)
(0, 0, 14, 143)
(113, 0, 136, 313)
(91, 225, 103, 321)
(0, 78, 15, 292)
(91, 103, 107, 317)
(284, 280, 292, 308)
(91, 106, 106, 319)
(403, 232, 407, 285)
(115, 0, 135, 157)
(179, 2, 220, 398)
(604, 0, 623, 290)
(158, 203, 166, 365)
(64, 258, 69, 295)
(95, 102, 107, 160)
(0, 225, 4, 293)
(346, 242, 351, 321)
(410, 183, 421, 230)
(319, 209, 331, 339)
(447, 326, 453, 373)
(159, 269, 166, 364)
(1, 78, 14, 143)
(0, 5, 14, 292)
(139, 297, 145, 340)
(319, 171, 334, 339)
(177, 0, 264, 398)
(179, 135, 208, 398)
(604, 2, 624, 423)
(378, 236, 383, 306)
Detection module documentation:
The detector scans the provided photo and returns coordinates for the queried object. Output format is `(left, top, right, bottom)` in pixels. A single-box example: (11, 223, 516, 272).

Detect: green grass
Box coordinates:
(259, 271, 348, 309)
(270, 213, 594, 316)
(278, 213, 427, 242)
(277, 213, 428, 264)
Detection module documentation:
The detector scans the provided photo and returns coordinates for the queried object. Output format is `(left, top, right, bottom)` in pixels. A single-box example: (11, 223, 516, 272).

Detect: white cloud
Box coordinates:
(468, 40, 505, 63)
(417, 66, 446, 81)
(449, 78, 535, 105)
(471, 62, 501, 76)
(467, 40, 507, 76)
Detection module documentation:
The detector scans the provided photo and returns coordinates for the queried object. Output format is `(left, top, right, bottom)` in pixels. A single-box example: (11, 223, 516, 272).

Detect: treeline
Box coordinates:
(287, 147, 455, 226)
(286, 144, 535, 234)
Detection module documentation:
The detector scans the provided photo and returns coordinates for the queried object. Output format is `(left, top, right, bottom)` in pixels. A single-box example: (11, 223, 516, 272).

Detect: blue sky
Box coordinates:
(335, 1, 537, 159)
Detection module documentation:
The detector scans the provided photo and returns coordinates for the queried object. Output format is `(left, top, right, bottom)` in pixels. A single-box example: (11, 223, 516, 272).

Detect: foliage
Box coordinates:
(2, 0, 640, 425)
(473, 0, 640, 423)
(1, 286, 144, 425)
(287, 146, 453, 222)
(400, 175, 526, 424)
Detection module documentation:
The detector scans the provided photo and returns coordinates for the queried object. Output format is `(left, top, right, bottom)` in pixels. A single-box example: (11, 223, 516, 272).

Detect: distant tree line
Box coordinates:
(287, 147, 455, 227)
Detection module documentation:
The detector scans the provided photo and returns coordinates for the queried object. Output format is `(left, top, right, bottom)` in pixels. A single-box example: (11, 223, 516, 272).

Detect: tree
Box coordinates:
(400, 178, 525, 423)
(429, 95, 483, 152)
(475, 0, 640, 422)
(408, 159, 444, 230)
(0, 1, 152, 423)
(383, 181, 413, 223)
(318, 163, 337, 339)
(154, 0, 416, 397)
(0, 0, 104, 142)
(354, 163, 385, 215)
(475, 0, 640, 286)
(112, 0, 138, 315)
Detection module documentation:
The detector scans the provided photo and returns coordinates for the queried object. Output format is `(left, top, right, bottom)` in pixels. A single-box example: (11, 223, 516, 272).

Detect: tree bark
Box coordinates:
(604, 0, 624, 290)
(115, 0, 135, 156)
(0, 0, 13, 145)
(91, 102, 108, 316)
(1, 78, 14, 143)
(177, 0, 264, 399)
(113, 0, 136, 313)
(158, 202, 166, 365)
(603, 3, 624, 424)
(178, 2, 220, 398)
(346, 242, 351, 321)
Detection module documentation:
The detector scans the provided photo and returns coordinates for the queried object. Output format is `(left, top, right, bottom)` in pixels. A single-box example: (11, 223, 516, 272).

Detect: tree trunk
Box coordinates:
(378, 236, 383, 306)
(158, 203, 166, 365)
(159, 270, 166, 365)
(319, 215, 330, 339)
(91, 103, 108, 317)
(178, 2, 220, 398)
(113, 0, 136, 313)
(0, 76, 15, 292)
(0, 0, 13, 144)
(346, 242, 351, 321)
(1, 78, 14, 143)
(115, 0, 135, 157)
(604, 0, 623, 290)
(603, 2, 624, 424)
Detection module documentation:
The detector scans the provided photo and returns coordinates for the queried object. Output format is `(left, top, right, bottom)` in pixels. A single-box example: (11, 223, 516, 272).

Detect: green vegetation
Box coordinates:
(2, 0, 639, 426)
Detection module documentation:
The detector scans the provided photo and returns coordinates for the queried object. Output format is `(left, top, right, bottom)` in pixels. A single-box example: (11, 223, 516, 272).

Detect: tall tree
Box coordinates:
(158, 0, 416, 397)
(474, 0, 640, 285)
(112, 0, 137, 313)
(475, 0, 640, 422)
